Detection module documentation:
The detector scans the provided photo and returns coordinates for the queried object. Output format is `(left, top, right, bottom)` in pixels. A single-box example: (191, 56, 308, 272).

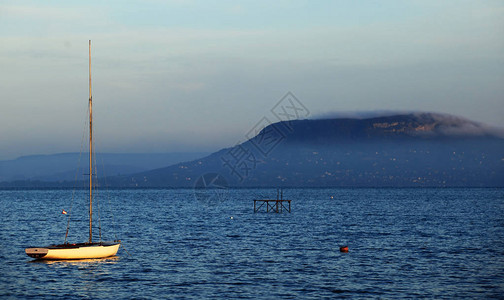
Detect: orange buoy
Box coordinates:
(340, 246, 349, 252)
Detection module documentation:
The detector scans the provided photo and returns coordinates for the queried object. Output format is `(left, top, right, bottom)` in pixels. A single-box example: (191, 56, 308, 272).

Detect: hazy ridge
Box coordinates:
(2, 113, 503, 188)
(114, 113, 504, 188)
(0, 152, 209, 183)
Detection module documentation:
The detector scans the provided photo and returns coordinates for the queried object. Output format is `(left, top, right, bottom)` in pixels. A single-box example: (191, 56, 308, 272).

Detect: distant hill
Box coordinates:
(278, 113, 503, 142)
(2, 113, 503, 188)
(0, 152, 209, 183)
(107, 113, 504, 188)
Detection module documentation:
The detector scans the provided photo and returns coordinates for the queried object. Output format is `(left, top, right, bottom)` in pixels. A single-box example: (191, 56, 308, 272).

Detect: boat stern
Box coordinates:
(25, 247, 49, 259)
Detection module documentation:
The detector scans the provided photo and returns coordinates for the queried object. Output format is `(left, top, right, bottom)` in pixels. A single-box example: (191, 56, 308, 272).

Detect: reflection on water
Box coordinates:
(24, 255, 121, 298)
(28, 256, 119, 266)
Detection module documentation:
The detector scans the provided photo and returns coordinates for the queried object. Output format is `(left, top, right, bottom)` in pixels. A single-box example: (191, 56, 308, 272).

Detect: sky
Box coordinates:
(1, 0, 503, 160)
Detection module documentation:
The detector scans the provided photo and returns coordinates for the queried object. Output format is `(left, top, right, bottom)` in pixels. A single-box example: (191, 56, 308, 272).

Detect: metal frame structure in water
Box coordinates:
(254, 189, 291, 213)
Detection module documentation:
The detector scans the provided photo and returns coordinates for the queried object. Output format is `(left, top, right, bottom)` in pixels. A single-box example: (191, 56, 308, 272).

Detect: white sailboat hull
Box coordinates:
(26, 242, 120, 260)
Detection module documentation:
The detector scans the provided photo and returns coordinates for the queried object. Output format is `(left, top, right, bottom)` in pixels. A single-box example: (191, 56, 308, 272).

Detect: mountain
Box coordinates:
(108, 113, 504, 188)
(2, 113, 502, 188)
(0, 152, 209, 183)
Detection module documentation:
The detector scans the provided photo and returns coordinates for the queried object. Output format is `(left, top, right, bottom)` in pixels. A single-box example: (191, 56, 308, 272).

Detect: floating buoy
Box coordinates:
(230, 216, 234, 220)
(330, 196, 334, 199)
(340, 246, 349, 252)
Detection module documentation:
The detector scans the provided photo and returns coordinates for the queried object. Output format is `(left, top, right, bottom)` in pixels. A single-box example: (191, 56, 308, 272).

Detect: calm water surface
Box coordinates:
(1, 188, 503, 299)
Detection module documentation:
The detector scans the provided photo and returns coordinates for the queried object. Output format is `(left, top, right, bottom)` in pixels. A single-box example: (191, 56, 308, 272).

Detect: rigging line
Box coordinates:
(95, 183, 102, 242)
(100, 153, 120, 242)
(91, 95, 118, 243)
(92, 130, 102, 242)
(65, 104, 89, 244)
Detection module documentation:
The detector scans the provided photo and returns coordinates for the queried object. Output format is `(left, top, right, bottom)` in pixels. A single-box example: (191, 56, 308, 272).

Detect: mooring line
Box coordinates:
(121, 243, 133, 258)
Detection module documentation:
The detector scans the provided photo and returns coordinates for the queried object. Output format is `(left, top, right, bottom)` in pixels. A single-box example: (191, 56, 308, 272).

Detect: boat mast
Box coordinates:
(88, 40, 93, 244)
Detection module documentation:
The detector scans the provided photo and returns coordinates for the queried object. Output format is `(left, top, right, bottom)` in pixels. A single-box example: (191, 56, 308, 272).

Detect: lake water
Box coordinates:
(1, 188, 503, 299)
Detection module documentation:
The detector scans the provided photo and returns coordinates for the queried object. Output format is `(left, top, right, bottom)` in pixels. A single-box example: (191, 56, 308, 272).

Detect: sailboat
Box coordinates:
(25, 41, 121, 260)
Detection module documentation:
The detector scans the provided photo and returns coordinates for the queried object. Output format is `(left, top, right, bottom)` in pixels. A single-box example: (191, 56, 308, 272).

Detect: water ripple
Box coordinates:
(1, 188, 503, 299)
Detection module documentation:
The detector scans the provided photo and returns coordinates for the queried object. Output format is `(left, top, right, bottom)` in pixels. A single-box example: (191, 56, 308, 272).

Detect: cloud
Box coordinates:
(312, 111, 504, 138)
(312, 110, 417, 120)
(421, 113, 504, 138)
